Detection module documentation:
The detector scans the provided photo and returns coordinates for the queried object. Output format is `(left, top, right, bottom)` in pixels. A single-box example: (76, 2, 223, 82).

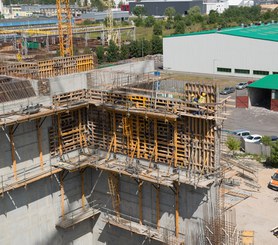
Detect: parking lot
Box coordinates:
(224, 106, 278, 137)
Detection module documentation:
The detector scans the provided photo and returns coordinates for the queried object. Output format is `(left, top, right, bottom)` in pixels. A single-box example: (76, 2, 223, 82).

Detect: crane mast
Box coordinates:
(56, 0, 73, 57)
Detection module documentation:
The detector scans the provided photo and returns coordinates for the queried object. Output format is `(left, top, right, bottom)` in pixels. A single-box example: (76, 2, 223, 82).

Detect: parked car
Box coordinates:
(243, 134, 262, 143)
(270, 136, 278, 142)
(247, 80, 255, 85)
(268, 170, 278, 191)
(236, 82, 248, 90)
(220, 87, 235, 95)
(231, 129, 250, 138)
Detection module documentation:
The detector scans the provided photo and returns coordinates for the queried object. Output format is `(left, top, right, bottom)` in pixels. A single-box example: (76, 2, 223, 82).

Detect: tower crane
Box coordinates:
(56, 0, 73, 57)
(102, 0, 119, 46)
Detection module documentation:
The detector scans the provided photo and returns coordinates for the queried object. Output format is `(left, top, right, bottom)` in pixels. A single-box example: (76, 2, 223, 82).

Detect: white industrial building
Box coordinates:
(163, 23, 278, 78)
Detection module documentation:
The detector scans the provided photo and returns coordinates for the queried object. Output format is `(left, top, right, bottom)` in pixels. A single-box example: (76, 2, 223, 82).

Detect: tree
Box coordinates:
(96, 46, 105, 64)
(165, 19, 172, 30)
(129, 40, 141, 57)
(141, 39, 152, 56)
(106, 40, 119, 62)
(164, 7, 176, 20)
(225, 136, 241, 156)
(132, 6, 146, 17)
(133, 17, 144, 27)
(151, 35, 162, 54)
(144, 16, 155, 27)
(267, 141, 278, 167)
(153, 22, 163, 36)
(174, 21, 185, 34)
(119, 44, 129, 60)
(174, 13, 183, 22)
(208, 10, 219, 24)
(188, 6, 203, 23)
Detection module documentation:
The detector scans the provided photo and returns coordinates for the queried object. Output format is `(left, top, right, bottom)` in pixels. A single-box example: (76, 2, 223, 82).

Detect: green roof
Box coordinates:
(165, 23, 278, 42)
(248, 74, 278, 90)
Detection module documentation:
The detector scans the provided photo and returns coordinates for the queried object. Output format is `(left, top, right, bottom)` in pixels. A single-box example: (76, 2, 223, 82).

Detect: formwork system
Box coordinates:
(0, 54, 94, 79)
(0, 79, 237, 244)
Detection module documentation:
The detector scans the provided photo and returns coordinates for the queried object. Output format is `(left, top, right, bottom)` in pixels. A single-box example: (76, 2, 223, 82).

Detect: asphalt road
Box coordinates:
(223, 100, 278, 137)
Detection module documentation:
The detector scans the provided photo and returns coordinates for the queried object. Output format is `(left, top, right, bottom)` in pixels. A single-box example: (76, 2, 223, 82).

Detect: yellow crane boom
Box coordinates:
(56, 0, 73, 57)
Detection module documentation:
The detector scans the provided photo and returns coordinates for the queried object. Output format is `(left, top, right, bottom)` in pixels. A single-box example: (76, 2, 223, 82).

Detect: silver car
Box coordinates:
(236, 82, 248, 90)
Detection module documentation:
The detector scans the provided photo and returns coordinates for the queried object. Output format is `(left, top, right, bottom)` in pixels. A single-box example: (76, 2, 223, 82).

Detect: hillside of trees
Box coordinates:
(132, 5, 278, 34)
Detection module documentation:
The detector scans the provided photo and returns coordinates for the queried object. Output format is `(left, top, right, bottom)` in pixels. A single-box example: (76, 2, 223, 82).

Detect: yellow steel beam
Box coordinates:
(78, 109, 83, 149)
(136, 116, 140, 158)
(9, 126, 17, 180)
(154, 118, 158, 162)
(113, 111, 117, 152)
(36, 119, 44, 170)
(174, 181, 179, 237)
(156, 185, 160, 228)
(60, 174, 65, 220)
(173, 121, 178, 168)
(57, 114, 63, 157)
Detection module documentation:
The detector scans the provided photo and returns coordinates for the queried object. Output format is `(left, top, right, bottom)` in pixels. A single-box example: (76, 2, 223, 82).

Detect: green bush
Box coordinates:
(225, 136, 241, 155)
(266, 141, 278, 167)
(261, 136, 272, 146)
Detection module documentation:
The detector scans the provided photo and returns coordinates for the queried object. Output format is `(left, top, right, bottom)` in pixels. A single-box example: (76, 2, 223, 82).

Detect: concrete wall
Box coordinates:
(0, 117, 52, 183)
(243, 142, 271, 156)
(89, 169, 213, 244)
(163, 32, 278, 78)
(0, 171, 94, 245)
(100, 60, 155, 74)
(46, 60, 155, 96)
(0, 139, 215, 245)
(49, 73, 88, 96)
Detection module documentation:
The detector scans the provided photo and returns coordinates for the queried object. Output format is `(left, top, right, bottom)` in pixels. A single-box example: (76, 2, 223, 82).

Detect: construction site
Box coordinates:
(0, 1, 262, 245)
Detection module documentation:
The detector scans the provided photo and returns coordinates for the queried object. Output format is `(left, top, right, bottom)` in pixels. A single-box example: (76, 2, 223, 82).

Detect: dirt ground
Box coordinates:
(234, 165, 278, 244)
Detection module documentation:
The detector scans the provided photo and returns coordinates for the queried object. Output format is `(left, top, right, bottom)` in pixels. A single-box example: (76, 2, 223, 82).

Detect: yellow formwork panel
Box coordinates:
(241, 230, 254, 245)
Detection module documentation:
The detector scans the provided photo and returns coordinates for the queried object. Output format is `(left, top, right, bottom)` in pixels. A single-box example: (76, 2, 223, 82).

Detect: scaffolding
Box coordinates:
(0, 79, 235, 244)
(0, 55, 94, 79)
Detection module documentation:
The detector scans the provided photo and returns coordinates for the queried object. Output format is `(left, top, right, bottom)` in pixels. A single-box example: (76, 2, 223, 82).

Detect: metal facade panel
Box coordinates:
(163, 33, 278, 78)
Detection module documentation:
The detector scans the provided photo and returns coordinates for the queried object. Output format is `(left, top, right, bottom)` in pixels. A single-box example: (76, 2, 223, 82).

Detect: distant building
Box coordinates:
(79, 10, 129, 22)
(129, 0, 205, 16)
(1, 4, 89, 19)
(204, 0, 254, 14)
(248, 75, 278, 111)
(204, 0, 229, 14)
(163, 23, 278, 78)
(0, 0, 3, 15)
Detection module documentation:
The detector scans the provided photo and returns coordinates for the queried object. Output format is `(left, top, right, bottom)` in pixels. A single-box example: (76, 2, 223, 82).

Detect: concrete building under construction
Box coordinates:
(0, 56, 238, 244)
